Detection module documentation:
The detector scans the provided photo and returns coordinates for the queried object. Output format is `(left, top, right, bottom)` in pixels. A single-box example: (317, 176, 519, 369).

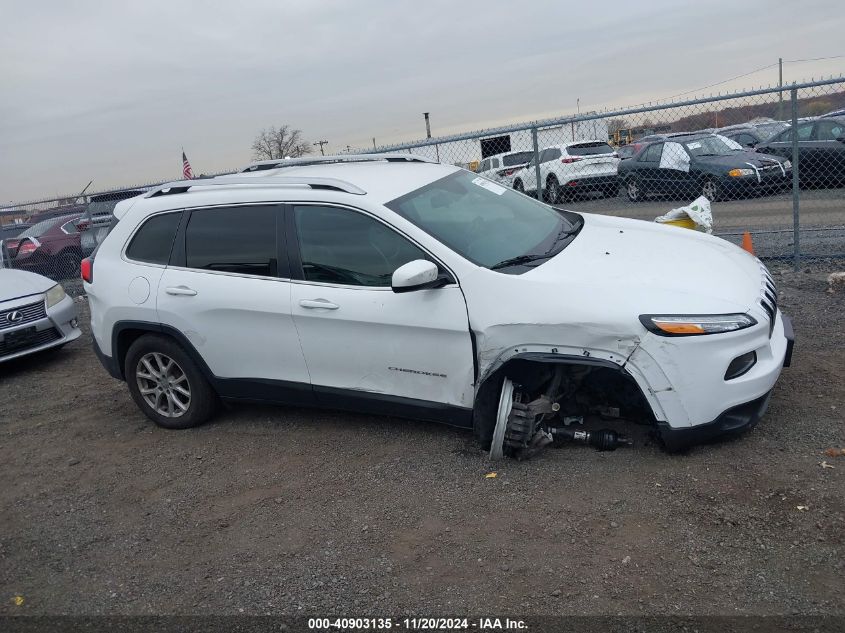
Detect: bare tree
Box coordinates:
(251, 125, 312, 160)
(606, 118, 629, 133)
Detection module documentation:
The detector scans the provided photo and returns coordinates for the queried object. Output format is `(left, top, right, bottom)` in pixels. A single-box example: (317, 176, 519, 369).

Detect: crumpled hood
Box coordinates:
(463, 213, 762, 343)
(0, 269, 54, 303)
(531, 213, 760, 311)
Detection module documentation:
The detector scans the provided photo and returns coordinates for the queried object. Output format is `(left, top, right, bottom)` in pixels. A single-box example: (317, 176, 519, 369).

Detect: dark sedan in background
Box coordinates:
(618, 133, 791, 202)
(3, 213, 84, 279)
(756, 117, 845, 186)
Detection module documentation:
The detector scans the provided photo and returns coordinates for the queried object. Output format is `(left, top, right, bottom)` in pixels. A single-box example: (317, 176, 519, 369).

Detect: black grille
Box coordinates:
(760, 269, 778, 338)
(0, 327, 61, 357)
(0, 299, 46, 331)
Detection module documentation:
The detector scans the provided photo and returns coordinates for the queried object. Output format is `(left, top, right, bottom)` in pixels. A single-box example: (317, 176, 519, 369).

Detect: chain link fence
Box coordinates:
(365, 77, 845, 272)
(2, 78, 844, 295)
(0, 173, 234, 296)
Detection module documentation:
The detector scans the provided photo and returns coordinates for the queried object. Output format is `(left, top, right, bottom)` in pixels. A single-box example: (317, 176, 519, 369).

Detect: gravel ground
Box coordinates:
(1, 271, 844, 618)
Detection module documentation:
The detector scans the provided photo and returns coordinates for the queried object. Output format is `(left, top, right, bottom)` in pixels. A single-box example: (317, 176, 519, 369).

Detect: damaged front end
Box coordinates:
(481, 357, 651, 460)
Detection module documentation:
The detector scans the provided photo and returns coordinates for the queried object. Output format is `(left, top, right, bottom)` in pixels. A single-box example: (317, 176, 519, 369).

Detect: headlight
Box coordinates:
(783, 160, 792, 169)
(639, 314, 757, 336)
(45, 284, 66, 309)
(728, 168, 755, 177)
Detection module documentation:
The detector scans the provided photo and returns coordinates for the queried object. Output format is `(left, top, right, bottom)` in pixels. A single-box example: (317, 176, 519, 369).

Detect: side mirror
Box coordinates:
(391, 259, 443, 293)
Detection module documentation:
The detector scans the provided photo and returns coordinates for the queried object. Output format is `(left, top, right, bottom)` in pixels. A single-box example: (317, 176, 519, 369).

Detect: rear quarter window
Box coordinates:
(125, 212, 182, 265)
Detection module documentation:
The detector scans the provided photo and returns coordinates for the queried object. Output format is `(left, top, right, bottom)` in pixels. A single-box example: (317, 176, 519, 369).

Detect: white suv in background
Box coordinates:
(84, 154, 793, 458)
(513, 140, 620, 202)
(476, 151, 534, 187)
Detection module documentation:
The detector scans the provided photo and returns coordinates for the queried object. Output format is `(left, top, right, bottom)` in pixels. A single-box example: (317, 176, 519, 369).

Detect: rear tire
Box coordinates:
(626, 177, 644, 202)
(125, 334, 217, 430)
(513, 180, 524, 193)
(701, 177, 721, 202)
(545, 177, 561, 204)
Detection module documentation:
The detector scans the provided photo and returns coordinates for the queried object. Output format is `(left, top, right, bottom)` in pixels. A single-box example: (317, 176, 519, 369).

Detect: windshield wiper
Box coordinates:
(490, 253, 553, 270)
(491, 217, 583, 271)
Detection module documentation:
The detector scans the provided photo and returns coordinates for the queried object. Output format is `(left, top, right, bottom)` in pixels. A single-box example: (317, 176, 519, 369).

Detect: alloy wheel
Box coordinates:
(702, 179, 719, 201)
(136, 352, 191, 418)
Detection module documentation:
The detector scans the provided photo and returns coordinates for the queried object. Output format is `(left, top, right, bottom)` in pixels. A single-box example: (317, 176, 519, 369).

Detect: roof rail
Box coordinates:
(241, 153, 436, 172)
(145, 176, 367, 198)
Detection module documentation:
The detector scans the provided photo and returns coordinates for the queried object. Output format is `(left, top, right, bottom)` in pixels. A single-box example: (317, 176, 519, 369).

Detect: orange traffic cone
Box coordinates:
(741, 231, 755, 255)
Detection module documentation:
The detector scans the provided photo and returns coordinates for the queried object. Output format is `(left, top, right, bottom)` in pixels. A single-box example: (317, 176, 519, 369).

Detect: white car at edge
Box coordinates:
(83, 154, 793, 457)
(0, 269, 81, 362)
(475, 151, 534, 187)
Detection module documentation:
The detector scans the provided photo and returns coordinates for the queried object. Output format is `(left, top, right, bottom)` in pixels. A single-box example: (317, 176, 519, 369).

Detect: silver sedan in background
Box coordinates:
(0, 269, 81, 363)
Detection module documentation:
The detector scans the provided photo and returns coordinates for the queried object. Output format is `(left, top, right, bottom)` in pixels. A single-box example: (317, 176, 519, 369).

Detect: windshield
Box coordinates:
(755, 122, 789, 140)
(503, 151, 533, 166)
(682, 135, 741, 157)
(17, 216, 67, 238)
(386, 170, 581, 272)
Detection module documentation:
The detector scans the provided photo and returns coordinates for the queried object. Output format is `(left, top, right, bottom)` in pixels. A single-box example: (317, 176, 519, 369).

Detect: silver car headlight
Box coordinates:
(45, 284, 67, 309)
(639, 313, 757, 336)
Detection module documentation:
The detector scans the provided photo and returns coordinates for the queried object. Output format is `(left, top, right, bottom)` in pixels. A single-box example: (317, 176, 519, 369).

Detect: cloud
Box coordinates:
(1, 0, 842, 201)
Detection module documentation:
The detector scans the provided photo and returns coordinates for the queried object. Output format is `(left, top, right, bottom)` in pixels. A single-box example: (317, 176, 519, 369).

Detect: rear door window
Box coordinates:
(540, 148, 561, 163)
(61, 219, 80, 234)
(815, 120, 845, 141)
(185, 206, 279, 277)
(641, 143, 664, 162)
(126, 212, 183, 265)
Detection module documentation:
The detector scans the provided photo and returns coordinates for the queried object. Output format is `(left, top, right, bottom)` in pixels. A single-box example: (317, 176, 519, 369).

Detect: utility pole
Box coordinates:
(372, 138, 377, 150)
(346, 145, 352, 153)
(573, 98, 580, 141)
(778, 57, 784, 120)
(313, 140, 328, 156)
(423, 112, 440, 162)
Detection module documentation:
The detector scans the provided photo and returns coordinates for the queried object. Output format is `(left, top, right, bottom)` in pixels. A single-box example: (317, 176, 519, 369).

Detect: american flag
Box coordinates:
(182, 150, 193, 179)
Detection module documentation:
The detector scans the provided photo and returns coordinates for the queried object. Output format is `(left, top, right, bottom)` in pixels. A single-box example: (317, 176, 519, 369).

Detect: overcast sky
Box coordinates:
(1, 0, 843, 202)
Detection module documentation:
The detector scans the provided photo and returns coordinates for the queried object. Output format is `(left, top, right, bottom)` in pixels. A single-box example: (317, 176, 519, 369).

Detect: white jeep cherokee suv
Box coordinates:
(513, 140, 620, 202)
(84, 154, 793, 457)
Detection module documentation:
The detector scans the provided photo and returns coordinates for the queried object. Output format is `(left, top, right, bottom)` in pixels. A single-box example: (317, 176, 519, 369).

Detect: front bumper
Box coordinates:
(723, 171, 792, 195)
(627, 309, 793, 441)
(0, 293, 81, 363)
(656, 314, 793, 451)
(657, 389, 773, 452)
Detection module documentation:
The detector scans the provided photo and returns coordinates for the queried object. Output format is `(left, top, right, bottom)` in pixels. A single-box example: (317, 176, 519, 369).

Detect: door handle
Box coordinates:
(165, 286, 198, 296)
(299, 299, 339, 310)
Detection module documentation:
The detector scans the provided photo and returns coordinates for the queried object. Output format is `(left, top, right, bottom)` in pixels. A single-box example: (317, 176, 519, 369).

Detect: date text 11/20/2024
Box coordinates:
(307, 617, 528, 630)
